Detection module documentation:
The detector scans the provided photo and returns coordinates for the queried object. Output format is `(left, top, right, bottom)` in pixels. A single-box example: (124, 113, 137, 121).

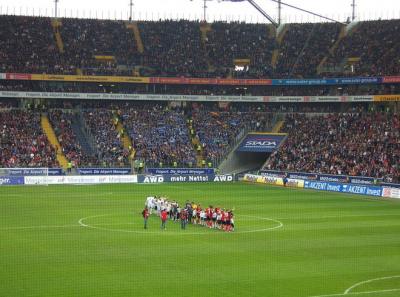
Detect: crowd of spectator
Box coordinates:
(120, 104, 197, 167)
(264, 112, 400, 182)
(324, 20, 400, 76)
(48, 109, 99, 167)
(1, 15, 400, 78)
(288, 23, 342, 78)
(61, 18, 140, 75)
(192, 108, 273, 162)
(0, 16, 62, 74)
(83, 109, 129, 167)
(139, 20, 208, 77)
(206, 22, 276, 78)
(0, 110, 59, 167)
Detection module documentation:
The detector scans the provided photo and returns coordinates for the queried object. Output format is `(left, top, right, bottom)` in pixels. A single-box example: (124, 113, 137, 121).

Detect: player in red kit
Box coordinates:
(142, 207, 150, 229)
(160, 209, 168, 230)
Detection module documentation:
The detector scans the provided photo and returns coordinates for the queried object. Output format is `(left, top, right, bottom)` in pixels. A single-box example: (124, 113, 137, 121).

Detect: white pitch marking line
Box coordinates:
(0, 222, 135, 231)
(78, 213, 284, 235)
(344, 275, 400, 294)
(309, 275, 400, 297)
(0, 224, 79, 231)
(309, 288, 400, 297)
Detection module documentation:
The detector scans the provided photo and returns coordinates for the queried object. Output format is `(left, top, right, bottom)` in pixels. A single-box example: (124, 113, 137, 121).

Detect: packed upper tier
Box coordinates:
(1, 15, 399, 78)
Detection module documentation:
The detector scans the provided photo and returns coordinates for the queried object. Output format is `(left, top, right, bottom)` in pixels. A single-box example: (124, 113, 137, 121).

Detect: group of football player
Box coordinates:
(144, 196, 235, 232)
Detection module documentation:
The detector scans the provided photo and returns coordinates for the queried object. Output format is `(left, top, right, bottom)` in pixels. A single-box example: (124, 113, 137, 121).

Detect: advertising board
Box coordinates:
(0, 176, 25, 185)
(147, 168, 214, 175)
(237, 133, 287, 153)
(304, 181, 383, 197)
(77, 168, 132, 175)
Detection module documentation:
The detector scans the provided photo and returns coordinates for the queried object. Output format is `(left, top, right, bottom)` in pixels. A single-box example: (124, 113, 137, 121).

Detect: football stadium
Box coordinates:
(0, 0, 399, 296)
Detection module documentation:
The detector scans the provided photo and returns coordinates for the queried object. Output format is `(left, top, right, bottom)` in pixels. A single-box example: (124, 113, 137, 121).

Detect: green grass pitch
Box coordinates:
(1, 182, 400, 297)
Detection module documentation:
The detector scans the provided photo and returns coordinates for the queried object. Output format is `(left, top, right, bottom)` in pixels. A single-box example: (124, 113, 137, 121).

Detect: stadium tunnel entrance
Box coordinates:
(219, 151, 271, 175)
(219, 132, 287, 174)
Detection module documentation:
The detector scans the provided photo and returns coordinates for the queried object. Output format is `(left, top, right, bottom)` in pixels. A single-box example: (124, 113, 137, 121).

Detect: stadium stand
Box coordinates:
(264, 112, 400, 182)
(48, 109, 99, 167)
(324, 20, 400, 76)
(83, 109, 129, 167)
(0, 110, 59, 167)
(120, 104, 197, 167)
(138, 20, 208, 77)
(192, 107, 274, 163)
(0, 16, 62, 74)
(1, 15, 400, 78)
(0, 15, 399, 182)
(60, 18, 140, 75)
(205, 22, 275, 78)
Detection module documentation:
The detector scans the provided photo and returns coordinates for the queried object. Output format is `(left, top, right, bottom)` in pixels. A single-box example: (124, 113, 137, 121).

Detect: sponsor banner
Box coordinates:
(138, 175, 165, 183)
(304, 180, 383, 197)
(243, 174, 284, 186)
(260, 170, 383, 185)
(0, 91, 375, 103)
(6, 73, 32, 80)
(318, 174, 349, 183)
(137, 174, 234, 183)
(304, 181, 342, 192)
(257, 175, 284, 186)
(341, 184, 382, 196)
(213, 175, 234, 182)
(167, 175, 217, 183)
(381, 182, 400, 189)
(259, 170, 286, 178)
(6, 168, 63, 176)
(373, 95, 400, 102)
(7, 72, 400, 86)
(243, 174, 259, 183)
(30, 74, 149, 84)
(260, 170, 318, 180)
(24, 175, 137, 185)
(149, 77, 272, 85)
(349, 176, 381, 185)
(271, 77, 381, 86)
(262, 95, 373, 102)
(0, 176, 24, 185)
(147, 168, 214, 175)
(382, 187, 400, 199)
(285, 178, 305, 188)
(288, 172, 318, 180)
(382, 76, 400, 83)
(77, 168, 131, 175)
(237, 133, 287, 153)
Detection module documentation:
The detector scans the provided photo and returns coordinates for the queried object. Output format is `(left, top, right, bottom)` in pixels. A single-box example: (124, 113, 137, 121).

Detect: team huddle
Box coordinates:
(142, 196, 235, 232)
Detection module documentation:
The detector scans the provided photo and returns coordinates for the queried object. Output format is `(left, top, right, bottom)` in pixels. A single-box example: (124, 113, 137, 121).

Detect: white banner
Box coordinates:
(24, 175, 138, 185)
(0, 91, 374, 103)
(382, 187, 400, 199)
